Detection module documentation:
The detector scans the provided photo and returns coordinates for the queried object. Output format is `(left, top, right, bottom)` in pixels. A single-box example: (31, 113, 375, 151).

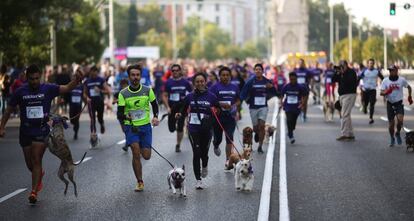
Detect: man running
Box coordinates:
(311, 62, 323, 105)
(69, 76, 84, 140)
(83, 66, 110, 146)
(0, 64, 83, 204)
(359, 58, 384, 124)
(162, 64, 192, 152)
(117, 64, 159, 192)
(209, 66, 240, 170)
(294, 59, 313, 122)
(240, 63, 278, 153)
(380, 65, 412, 147)
(280, 72, 307, 144)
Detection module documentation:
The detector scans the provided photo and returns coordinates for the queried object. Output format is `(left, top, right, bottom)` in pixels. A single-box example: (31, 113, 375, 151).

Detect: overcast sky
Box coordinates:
(331, 0, 414, 37)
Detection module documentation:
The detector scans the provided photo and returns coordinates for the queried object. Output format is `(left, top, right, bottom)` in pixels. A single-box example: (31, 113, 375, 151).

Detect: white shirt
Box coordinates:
(381, 77, 408, 103)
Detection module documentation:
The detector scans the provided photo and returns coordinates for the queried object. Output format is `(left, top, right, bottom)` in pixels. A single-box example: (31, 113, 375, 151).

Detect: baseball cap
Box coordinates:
(387, 65, 398, 71)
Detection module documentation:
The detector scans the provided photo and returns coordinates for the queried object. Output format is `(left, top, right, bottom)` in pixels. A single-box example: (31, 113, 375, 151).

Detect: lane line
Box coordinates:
(317, 105, 323, 111)
(404, 127, 411, 133)
(117, 139, 126, 145)
(404, 106, 412, 111)
(279, 111, 289, 221)
(0, 188, 27, 203)
(258, 99, 279, 221)
(75, 157, 92, 164)
(380, 116, 388, 122)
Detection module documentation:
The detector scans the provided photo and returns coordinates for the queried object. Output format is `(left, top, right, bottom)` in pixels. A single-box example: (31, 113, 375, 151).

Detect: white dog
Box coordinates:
(234, 159, 254, 191)
(167, 165, 186, 197)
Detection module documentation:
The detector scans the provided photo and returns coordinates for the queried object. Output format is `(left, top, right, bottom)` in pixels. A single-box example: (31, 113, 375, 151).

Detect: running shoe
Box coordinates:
(257, 146, 264, 154)
(389, 137, 395, 147)
(175, 144, 181, 153)
(28, 191, 37, 204)
(336, 135, 348, 141)
(289, 136, 295, 144)
(135, 181, 144, 192)
(213, 146, 221, 156)
(36, 170, 45, 192)
(195, 180, 204, 190)
(201, 167, 208, 178)
(254, 132, 259, 143)
(100, 125, 105, 134)
(396, 133, 402, 145)
(122, 145, 128, 152)
(369, 119, 374, 124)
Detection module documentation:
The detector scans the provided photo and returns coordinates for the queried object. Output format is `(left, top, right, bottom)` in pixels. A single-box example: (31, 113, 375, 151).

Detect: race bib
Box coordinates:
(71, 96, 81, 103)
(254, 97, 266, 106)
(326, 78, 332, 84)
(189, 113, 204, 125)
(89, 88, 99, 97)
(278, 79, 284, 85)
(26, 106, 44, 119)
(129, 110, 146, 121)
(169, 93, 180, 101)
(287, 95, 298, 104)
(220, 101, 232, 111)
(297, 77, 306, 84)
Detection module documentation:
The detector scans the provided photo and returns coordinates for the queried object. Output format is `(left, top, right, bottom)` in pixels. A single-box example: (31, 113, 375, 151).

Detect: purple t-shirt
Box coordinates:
(294, 68, 313, 86)
(84, 77, 105, 101)
(311, 68, 323, 83)
(9, 83, 60, 136)
(183, 91, 218, 133)
(209, 82, 240, 117)
(247, 78, 271, 109)
(164, 78, 192, 106)
(70, 85, 83, 106)
(281, 83, 307, 113)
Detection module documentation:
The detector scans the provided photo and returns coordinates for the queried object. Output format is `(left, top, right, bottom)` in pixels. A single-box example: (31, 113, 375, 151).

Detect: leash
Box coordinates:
(68, 102, 88, 120)
(210, 107, 242, 158)
(151, 146, 175, 169)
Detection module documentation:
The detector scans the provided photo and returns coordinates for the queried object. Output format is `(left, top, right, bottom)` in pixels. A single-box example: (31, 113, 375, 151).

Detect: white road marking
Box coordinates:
(258, 99, 281, 221)
(75, 157, 92, 164)
(404, 106, 412, 111)
(404, 127, 411, 133)
(117, 139, 126, 145)
(0, 188, 27, 203)
(278, 111, 290, 221)
(380, 116, 388, 122)
(317, 105, 323, 111)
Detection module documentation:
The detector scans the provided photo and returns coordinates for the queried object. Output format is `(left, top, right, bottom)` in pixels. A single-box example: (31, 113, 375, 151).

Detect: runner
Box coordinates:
(311, 62, 323, 105)
(359, 58, 384, 124)
(280, 72, 307, 144)
(324, 62, 336, 104)
(162, 64, 192, 152)
(117, 64, 159, 192)
(175, 73, 219, 189)
(380, 65, 412, 147)
(83, 66, 111, 147)
(69, 77, 84, 140)
(209, 66, 240, 170)
(0, 64, 83, 204)
(114, 79, 129, 152)
(294, 59, 313, 122)
(240, 63, 278, 153)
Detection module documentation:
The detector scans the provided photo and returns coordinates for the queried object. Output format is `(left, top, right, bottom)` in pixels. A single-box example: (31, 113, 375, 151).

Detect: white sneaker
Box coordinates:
(195, 180, 204, 189)
(201, 167, 208, 178)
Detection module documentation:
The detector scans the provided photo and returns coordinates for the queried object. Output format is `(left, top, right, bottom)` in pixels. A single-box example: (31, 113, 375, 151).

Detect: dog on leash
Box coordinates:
(264, 124, 276, 143)
(47, 113, 87, 197)
(89, 133, 100, 149)
(167, 165, 186, 197)
(227, 147, 252, 170)
(322, 94, 335, 122)
(242, 126, 253, 150)
(405, 131, 414, 152)
(234, 159, 254, 191)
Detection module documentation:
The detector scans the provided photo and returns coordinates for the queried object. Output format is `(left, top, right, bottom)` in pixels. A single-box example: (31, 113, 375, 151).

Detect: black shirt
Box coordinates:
(332, 68, 358, 96)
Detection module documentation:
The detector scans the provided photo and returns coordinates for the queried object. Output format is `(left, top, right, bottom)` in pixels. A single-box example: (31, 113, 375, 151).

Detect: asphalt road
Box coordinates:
(0, 101, 277, 221)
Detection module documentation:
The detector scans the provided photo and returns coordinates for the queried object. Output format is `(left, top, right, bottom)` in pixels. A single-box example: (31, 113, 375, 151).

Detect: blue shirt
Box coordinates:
(84, 77, 105, 101)
(140, 68, 151, 86)
(324, 69, 335, 85)
(209, 82, 240, 117)
(9, 83, 60, 136)
(240, 76, 276, 109)
(70, 85, 83, 107)
(294, 68, 313, 86)
(114, 71, 128, 93)
(281, 83, 307, 113)
(164, 78, 192, 106)
(183, 91, 218, 133)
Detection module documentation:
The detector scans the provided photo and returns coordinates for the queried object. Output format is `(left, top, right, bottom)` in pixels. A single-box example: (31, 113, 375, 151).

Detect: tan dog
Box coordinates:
(227, 147, 252, 170)
(47, 113, 87, 197)
(264, 124, 276, 144)
(242, 126, 253, 150)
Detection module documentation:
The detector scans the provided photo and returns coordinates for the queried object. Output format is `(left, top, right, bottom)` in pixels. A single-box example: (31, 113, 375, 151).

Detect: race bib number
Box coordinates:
(278, 79, 284, 85)
(189, 113, 204, 125)
(71, 96, 81, 103)
(297, 77, 306, 84)
(254, 97, 266, 106)
(220, 101, 232, 111)
(169, 93, 180, 101)
(26, 106, 44, 119)
(326, 78, 332, 84)
(287, 95, 298, 104)
(129, 110, 146, 121)
(89, 88, 99, 97)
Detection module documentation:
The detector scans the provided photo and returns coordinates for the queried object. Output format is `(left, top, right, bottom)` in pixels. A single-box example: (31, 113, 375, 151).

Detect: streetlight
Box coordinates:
(347, 8, 352, 63)
(329, 0, 334, 62)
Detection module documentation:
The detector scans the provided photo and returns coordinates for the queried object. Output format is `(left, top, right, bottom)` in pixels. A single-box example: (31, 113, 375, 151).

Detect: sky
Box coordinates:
(331, 0, 414, 37)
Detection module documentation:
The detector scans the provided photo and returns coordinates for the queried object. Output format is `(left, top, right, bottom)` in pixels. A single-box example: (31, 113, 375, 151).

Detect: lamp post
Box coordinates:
(348, 9, 352, 62)
(329, 1, 334, 62)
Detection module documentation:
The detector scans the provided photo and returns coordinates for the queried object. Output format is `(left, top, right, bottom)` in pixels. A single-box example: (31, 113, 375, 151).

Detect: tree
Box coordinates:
(127, 4, 139, 46)
(334, 38, 362, 63)
(362, 36, 384, 64)
(395, 34, 414, 66)
(137, 29, 172, 58)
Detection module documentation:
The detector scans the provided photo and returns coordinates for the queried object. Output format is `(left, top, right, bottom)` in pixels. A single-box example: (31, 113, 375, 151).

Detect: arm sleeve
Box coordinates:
(117, 106, 126, 122)
(151, 100, 159, 118)
(380, 81, 387, 90)
(403, 79, 409, 88)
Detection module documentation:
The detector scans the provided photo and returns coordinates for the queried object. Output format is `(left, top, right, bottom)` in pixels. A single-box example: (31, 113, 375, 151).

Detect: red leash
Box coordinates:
(210, 107, 242, 157)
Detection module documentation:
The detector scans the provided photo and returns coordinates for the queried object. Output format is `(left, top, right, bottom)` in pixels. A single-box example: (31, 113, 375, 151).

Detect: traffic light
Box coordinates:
(390, 3, 396, 15)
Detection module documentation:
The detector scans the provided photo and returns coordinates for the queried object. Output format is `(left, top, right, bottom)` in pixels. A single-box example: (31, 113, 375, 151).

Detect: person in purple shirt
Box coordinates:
(162, 64, 192, 153)
(69, 82, 84, 140)
(175, 73, 219, 189)
(209, 66, 241, 170)
(281, 72, 307, 144)
(310, 62, 323, 105)
(294, 59, 312, 122)
(207, 70, 218, 88)
(83, 66, 111, 146)
(0, 64, 83, 204)
(240, 63, 278, 153)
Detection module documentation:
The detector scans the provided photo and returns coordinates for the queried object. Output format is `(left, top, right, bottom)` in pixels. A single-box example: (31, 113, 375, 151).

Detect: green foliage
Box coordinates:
(395, 34, 414, 65)
(127, 5, 139, 46)
(362, 36, 384, 63)
(334, 38, 362, 62)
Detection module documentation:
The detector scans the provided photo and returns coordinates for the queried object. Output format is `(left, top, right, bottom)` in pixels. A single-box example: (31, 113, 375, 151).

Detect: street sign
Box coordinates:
(404, 3, 411, 10)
